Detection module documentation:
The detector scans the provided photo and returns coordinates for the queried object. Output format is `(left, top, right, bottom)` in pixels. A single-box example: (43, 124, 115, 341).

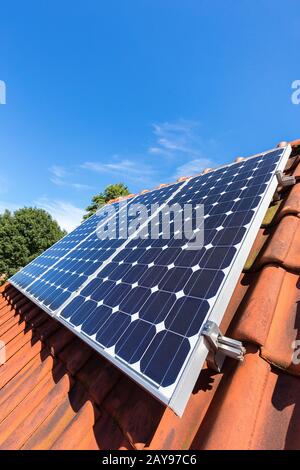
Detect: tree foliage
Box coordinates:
(83, 183, 130, 220)
(0, 207, 66, 282)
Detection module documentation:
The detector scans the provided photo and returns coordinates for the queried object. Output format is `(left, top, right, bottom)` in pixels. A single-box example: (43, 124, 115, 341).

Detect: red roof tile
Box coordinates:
(190, 346, 300, 450)
(1, 140, 300, 449)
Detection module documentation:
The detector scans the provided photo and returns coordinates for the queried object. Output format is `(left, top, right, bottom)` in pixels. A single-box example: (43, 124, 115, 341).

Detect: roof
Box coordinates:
(0, 140, 300, 450)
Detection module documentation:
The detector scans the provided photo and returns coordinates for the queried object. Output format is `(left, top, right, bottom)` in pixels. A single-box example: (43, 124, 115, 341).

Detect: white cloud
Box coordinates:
(173, 158, 215, 179)
(49, 165, 67, 179)
(82, 158, 156, 184)
(149, 119, 221, 180)
(149, 120, 201, 157)
(0, 198, 84, 232)
(49, 165, 93, 190)
(34, 198, 85, 232)
(50, 177, 92, 190)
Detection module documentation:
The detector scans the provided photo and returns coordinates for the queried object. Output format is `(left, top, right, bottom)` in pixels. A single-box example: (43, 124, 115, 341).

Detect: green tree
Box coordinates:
(0, 207, 66, 282)
(83, 183, 130, 220)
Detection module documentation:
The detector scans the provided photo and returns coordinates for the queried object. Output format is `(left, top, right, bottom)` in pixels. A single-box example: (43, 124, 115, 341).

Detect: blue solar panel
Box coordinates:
(9, 205, 117, 293)
(10, 184, 180, 312)
(10, 146, 291, 415)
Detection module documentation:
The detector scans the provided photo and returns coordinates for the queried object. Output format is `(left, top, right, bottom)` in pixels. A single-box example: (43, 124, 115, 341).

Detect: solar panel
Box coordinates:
(10, 184, 180, 313)
(10, 145, 291, 415)
(10, 204, 119, 297)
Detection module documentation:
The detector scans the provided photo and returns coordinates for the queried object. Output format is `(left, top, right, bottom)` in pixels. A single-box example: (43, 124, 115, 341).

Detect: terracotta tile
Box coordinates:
(0, 356, 54, 423)
(50, 399, 133, 450)
(249, 369, 300, 450)
(0, 297, 29, 318)
(289, 138, 300, 149)
(192, 348, 300, 449)
(0, 305, 41, 339)
(149, 364, 228, 450)
(2, 297, 24, 314)
(0, 298, 17, 316)
(23, 306, 45, 324)
(4, 329, 36, 361)
(0, 313, 40, 344)
(231, 265, 286, 345)
(20, 382, 87, 450)
(0, 372, 71, 449)
(0, 302, 35, 332)
(93, 410, 134, 450)
(260, 271, 300, 374)
(0, 284, 10, 295)
(192, 355, 300, 450)
(34, 317, 61, 341)
(278, 184, 300, 218)
(191, 347, 270, 450)
(177, 176, 190, 182)
(0, 294, 8, 306)
(58, 337, 94, 375)
(0, 302, 7, 314)
(46, 326, 75, 356)
(3, 292, 23, 306)
(0, 362, 68, 446)
(26, 311, 48, 329)
(0, 354, 41, 407)
(21, 396, 77, 450)
(0, 309, 18, 328)
(0, 340, 46, 389)
(76, 353, 121, 406)
(0, 315, 24, 339)
(103, 376, 164, 449)
(50, 401, 97, 450)
(257, 216, 300, 270)
(292, 161, 300, 178)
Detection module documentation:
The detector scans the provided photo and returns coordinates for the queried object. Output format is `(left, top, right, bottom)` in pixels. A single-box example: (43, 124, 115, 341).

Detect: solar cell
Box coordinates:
(10, 145, 291, 415)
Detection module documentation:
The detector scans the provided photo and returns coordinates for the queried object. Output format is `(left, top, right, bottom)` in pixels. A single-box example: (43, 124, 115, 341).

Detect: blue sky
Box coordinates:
(0, 0, 299, 231)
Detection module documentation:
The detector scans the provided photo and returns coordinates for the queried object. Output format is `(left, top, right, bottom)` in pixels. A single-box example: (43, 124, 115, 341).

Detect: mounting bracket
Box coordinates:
(202, 321, 246, 372)
(276, 171, 296, 187)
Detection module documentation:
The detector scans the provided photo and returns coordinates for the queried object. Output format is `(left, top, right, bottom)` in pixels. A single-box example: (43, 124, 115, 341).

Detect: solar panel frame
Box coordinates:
(10, 145, 291, 415)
